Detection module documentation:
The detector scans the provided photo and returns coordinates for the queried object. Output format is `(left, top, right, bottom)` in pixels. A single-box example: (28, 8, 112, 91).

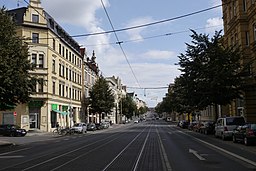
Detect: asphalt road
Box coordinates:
(0, 120, 255, 171)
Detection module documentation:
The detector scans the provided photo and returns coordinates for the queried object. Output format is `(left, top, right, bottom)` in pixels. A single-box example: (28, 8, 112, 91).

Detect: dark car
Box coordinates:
(178, 120, 189, 129)
(95, 123, 104, 130)
(87, 123, 96, 131)
(199, 121, 215, 135)
(232, 123, 256, 146)
(0, 124, 27, 137)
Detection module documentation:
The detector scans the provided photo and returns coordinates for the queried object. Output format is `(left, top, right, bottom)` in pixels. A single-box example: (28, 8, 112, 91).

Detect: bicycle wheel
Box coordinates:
(70, 129, 75, 135)
(61, 129, 67, 136)
(52, 129, 58, 136)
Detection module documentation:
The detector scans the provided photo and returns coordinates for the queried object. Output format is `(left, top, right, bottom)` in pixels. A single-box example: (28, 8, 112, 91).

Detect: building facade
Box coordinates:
(221, 0, 256, 122)
(0, 0, 99, 131)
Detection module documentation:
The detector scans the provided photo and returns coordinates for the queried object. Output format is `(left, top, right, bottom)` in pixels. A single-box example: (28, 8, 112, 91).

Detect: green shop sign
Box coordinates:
(51, 104, 58, 110)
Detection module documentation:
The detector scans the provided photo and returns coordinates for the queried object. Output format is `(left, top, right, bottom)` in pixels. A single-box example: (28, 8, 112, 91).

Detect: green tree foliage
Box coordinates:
(89, 76, 115, 115)
(0, 8, 37, 110)
(121, 95, 137, 119)
(157, 30, 243, 119)
(176, 30, 242, 116)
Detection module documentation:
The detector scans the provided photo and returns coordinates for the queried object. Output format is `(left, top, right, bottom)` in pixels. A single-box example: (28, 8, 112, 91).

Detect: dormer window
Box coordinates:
(32, 14, 39, 23)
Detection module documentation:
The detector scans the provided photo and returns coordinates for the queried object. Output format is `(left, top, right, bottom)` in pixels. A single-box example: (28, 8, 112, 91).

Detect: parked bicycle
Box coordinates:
(60, 127, 75, 136)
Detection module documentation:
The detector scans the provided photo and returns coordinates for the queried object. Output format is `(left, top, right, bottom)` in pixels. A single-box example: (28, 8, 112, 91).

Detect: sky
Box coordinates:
(1, 0, 223, 107)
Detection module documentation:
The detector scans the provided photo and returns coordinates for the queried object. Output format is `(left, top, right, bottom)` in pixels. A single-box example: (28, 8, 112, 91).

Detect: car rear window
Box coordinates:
(250, 124, 256, 130)
(226, 117, 245, 125)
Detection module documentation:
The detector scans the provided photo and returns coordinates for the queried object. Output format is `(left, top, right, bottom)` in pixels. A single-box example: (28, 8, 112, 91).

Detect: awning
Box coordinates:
(52, 109, 68, 115)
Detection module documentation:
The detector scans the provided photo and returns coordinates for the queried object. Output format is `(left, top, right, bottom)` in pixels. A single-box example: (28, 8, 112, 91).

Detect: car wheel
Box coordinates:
(222, 134, 226, 141)
(10, 132, 15, 137)
(232, 135, 237, 143)
(244, 137, 250, 146)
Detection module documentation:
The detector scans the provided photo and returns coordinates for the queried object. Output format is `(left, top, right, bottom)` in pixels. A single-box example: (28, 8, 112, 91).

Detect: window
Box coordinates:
(38, 54, 44, 68)
(32, 33, 39, 43)
(69, 69, 72, 81)
(38, 79, 44, 93)
(254, 24, 256, 41)
(31, 54, 37, 66)
(52, 81, 56, 95)
(53, 39, 55, 51)
(69, 52, 71, 61)
(59, 44, 61, 55)
(66, 68, 68, 80)
(66, 86, 68, 98)
(32, 14, 39, 23)
(59, 64, 61, 76)
(66, 49, 68, 59)
(52, 59, 56, 73)
(62, 65, 65, 77)
(243, 0, 247, 12)
(59, 84, 62, 96)
(62, 85, 65, 97)
(62, 47, 65, 57)
(245, 31, 250, 46)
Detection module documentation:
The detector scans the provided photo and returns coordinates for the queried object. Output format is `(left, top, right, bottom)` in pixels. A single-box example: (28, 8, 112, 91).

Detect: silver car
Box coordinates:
(72, 123, 87, 134)
(215, 116, 245, 140)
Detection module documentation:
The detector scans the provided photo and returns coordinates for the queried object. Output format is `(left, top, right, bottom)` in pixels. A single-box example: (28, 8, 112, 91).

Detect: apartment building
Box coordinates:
(222, 0, 256, 122)
(0, 0, 99, 132)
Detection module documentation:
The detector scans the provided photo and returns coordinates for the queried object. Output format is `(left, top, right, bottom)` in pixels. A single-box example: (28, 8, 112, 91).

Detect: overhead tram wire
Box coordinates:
(21, 1, 224, 41)
(83, 24, 223, 47)
(100, 0, 141, 88)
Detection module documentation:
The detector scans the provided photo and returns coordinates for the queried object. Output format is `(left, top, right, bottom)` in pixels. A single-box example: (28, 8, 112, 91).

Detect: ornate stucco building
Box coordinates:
(0, 0, 99, 131)
(221, 0, 256, 122)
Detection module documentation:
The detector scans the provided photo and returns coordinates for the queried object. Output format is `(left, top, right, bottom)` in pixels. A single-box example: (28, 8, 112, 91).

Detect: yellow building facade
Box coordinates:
(222, 0, 256, 122)
(0, 0, 98, 131)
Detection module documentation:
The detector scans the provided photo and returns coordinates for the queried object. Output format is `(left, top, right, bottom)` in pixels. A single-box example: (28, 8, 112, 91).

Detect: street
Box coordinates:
(0, 120, 255, 171)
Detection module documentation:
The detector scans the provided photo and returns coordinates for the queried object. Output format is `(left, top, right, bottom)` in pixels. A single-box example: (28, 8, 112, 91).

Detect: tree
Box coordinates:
(0, 8, 38, 110)
(121, 95, 137, 119)
(89, 76, 115, 119)
(176, 30, 243, 119)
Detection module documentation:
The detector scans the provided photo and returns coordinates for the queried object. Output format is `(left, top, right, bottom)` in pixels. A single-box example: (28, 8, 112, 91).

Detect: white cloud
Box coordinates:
(205, 17, 223, 34)
(124, 17, 154, 42)
(142, 50, 176, 60)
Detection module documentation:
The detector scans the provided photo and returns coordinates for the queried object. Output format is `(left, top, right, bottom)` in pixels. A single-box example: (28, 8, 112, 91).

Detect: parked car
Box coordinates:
(134, 120, 139, 123)
(199, 121, 215, 135)
(178, 120, 189, 129)
(215, 116, 245, 140)
(232, 123, 256, 146)
(87, 123, 96, 131)
(101, 122, 110, 129)
(95, 123, 104, 130)
(188, 121, 198, 131)
(0, 124, 27, 137)
(72, 123, 87, 133)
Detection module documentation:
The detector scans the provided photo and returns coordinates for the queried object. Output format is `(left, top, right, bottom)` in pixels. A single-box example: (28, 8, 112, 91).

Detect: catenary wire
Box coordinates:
(100, 0, 141, 88)
(21, 0, 224, 40)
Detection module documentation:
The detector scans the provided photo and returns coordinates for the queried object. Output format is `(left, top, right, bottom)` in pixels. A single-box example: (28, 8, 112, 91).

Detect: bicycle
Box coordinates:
(52, 127, 62, 136)
(59, 127, 75, 136)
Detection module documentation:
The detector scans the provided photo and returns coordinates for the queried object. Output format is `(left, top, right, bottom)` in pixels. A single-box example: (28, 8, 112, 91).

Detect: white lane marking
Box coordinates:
(179, 131, 256, 167)
(133, 130, 150, 171)
(0, 148, 30, 156)
(0, 155, 24, 158)
(157, 128, 172, 171)
(189, 149, 206, 161)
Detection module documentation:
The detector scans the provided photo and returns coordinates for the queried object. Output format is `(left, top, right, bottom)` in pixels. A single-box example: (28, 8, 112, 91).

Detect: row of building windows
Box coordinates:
(52, 81, 81, 101)
(52, 59, 82, 85)
(58, 43, 82, 68)
(31, 32, 82, 69)
(227, 0, 255, 21)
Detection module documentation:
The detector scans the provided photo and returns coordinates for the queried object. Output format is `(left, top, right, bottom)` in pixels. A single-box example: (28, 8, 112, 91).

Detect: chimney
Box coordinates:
(29, 0, 41, 8)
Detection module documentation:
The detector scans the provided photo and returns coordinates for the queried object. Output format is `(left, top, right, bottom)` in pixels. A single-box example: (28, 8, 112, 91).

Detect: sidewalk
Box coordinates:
(0, 123, 127, 147)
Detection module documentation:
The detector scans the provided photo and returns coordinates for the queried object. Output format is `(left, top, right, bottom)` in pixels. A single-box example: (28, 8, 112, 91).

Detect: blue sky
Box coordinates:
(1, 0, 223, 107)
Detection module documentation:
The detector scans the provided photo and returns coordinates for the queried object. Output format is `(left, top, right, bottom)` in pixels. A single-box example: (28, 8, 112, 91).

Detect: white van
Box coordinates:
(215, 116, 245, 140)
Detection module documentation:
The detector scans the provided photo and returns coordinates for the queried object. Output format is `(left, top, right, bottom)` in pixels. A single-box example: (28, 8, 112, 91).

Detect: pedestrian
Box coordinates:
(56, 122, 60, 130)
